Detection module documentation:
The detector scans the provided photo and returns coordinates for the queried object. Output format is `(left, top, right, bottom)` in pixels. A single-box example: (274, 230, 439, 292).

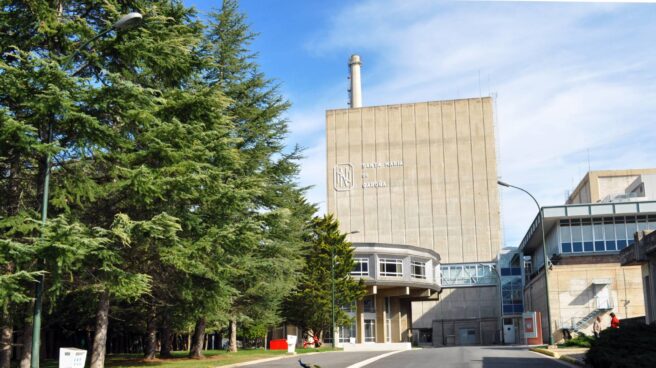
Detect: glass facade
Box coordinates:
(440, 263, 496, 287)
(560, 215, 656, 254)
(500, 267, 523, 315)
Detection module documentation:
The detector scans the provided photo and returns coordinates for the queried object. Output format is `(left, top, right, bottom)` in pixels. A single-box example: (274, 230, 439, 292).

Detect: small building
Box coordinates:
(620, 230, 656, 324)
(519, 169, 656, 343)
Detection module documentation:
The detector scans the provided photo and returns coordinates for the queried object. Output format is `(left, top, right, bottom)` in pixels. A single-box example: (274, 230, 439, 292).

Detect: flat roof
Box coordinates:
(325, 96, 493, 114)
(519, 200, 656, 253)
(567, 168, 656, 204)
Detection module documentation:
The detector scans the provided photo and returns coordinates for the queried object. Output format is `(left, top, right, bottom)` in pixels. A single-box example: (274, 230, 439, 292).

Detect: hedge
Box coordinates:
(586, 324, 656, 368)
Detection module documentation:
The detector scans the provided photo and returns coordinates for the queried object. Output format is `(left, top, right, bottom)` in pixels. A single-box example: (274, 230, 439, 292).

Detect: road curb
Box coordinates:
(529, 347, 584, 366)
(530, 347, 560, 358)
(559, 354, 584, 366)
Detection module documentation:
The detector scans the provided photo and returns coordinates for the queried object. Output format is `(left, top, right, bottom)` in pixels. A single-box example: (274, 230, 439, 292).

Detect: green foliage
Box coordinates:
(0, 0, 315, 359)
(283, 214, 367, 338)
(561, 333, 593, 348)
(197, 0, 316, 348)
(586, 324, 656, 368)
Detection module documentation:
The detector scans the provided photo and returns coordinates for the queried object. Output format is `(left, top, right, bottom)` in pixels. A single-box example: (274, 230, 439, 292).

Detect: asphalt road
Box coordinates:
(368, 346, 573, 368)
(239, 351, 386, 368)
(243, 346, 573, 368)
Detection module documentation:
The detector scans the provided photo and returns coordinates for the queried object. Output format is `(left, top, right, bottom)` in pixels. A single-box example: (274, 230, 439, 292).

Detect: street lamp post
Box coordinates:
(30, 12, 143, 368)
(497, 180, 554, 345)
(332, 230, 359, 348)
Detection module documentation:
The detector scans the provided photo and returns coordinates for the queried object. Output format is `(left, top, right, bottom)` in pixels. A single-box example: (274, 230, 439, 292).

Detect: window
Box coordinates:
(571, 219, 583, 252)
(351, 257, 369, 276)
(440, 263, 496, 287)
(615, 217, 627, 250)
(559, 216, 645, 254)
(340, 303, 356, 313)
(604, 218, 616, 250)
(364, 319, 376, 342)
(411, 261, 426, 279)
(582, 219, 593, 252)
(337, 323, 356, 343)
(593, 219, 605, 251)
(524, 260, 533, 277)
(560, 223, 572, 253)
(379, 258, 403, 277)
(363, 296, 375, 313)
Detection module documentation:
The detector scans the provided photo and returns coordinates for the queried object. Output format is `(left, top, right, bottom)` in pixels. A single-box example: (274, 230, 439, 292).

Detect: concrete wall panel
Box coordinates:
(326, 97, 501, 263)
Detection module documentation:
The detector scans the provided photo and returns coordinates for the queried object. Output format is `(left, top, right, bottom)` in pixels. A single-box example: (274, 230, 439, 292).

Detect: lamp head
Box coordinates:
(113, 12, 143, 31)
(497, 180, 510, 188)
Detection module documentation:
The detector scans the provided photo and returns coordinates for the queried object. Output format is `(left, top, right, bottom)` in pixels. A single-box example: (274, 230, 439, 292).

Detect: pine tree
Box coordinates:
(2, 0, 317, 364)
(284, 214, 367, 343)
(202, 0, 316, 353)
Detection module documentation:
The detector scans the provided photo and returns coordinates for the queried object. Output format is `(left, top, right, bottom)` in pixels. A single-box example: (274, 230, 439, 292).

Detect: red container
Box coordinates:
(269, 339, 288, 350)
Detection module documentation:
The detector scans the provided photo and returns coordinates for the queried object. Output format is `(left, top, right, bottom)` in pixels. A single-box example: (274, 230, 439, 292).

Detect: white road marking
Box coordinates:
(346, 350, 406, 368)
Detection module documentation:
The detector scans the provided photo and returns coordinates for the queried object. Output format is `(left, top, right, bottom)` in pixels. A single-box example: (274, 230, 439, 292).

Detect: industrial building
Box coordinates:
(326, 55, 503, 346)
(621, 230, 656, 324)
(519, 169, 655, 343)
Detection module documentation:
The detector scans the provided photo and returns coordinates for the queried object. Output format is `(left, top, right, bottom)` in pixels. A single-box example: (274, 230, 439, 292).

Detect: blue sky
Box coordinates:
(186, 0, 656, 248)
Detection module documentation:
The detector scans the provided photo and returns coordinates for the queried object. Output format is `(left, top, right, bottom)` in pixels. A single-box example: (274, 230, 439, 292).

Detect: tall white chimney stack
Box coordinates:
(349, 54, 362, 108)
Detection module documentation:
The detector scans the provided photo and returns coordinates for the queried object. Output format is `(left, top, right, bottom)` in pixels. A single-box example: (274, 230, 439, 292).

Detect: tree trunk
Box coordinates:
(144, 311, 157, 360)
(19, 316, 32, 368)
(159, 322, 172, 358)
(228, 319, 237, 353)
(188, 318, 205, 359)
(0, 318, 12, 368)
(90, 290, 110, 368)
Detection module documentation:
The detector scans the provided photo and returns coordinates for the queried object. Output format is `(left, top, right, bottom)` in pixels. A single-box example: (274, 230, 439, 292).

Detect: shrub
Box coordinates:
(586, 324, 656, 368)
(562, 334, 594, 348)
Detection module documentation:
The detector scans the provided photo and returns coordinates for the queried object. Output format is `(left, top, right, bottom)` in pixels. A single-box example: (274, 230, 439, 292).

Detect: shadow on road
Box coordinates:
(478, 346, 536, 351)
(482, 357, 561, 368)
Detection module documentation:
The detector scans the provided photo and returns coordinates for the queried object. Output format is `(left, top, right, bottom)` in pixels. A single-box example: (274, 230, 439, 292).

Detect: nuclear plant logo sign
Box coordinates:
(334, 164, 354, 191)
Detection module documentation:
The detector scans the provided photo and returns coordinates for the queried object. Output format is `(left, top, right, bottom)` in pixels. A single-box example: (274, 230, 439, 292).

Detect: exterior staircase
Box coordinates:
(572, 308, 611, 333)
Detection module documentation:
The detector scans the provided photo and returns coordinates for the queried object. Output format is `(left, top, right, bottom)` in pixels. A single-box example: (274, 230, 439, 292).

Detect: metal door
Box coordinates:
(595, 285, 610, 309)
(459, 328, 477, 345)
(503, 322, 516, 344)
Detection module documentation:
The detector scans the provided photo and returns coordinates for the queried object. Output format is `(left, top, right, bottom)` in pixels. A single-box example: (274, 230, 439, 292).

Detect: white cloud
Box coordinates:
(288, 0, 656, 243)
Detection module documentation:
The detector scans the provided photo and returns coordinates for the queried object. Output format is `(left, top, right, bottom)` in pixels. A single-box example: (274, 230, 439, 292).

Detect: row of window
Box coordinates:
(559, 216, 656, 254)
(351, 257, 427, 279)
(440, 263, 496, 287)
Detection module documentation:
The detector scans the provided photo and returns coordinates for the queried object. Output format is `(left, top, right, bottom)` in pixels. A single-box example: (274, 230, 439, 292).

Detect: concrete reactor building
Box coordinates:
(326, 55, 503, 346)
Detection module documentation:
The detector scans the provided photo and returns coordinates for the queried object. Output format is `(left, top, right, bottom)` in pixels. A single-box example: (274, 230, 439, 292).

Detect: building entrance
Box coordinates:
(503, 319, 516, 344)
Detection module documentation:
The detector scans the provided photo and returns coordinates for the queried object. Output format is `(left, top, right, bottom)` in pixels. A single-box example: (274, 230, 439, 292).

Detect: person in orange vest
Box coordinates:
(610, 312, 620, 329)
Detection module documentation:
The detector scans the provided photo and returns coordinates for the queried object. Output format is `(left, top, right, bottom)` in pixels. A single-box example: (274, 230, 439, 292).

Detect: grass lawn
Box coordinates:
(42, 347, 337, 368)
